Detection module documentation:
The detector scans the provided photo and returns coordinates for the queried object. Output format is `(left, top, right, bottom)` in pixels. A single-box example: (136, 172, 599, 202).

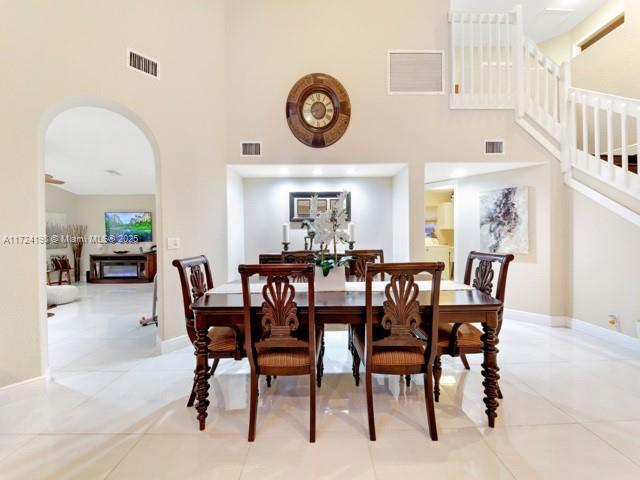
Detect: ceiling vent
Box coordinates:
(127, 49, 159, 78)
(388, 50, 444, 95)
(485, 140, 505, 155)
(240, 141, 262, 157)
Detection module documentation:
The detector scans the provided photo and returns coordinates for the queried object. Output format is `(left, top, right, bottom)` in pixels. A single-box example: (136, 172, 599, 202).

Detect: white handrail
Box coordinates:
(449, 5, 639, 202)
(567, 88, 639, 197)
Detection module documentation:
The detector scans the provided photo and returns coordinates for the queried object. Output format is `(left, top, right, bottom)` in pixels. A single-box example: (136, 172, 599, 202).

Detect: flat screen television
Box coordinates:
(104, 212, 152, 243)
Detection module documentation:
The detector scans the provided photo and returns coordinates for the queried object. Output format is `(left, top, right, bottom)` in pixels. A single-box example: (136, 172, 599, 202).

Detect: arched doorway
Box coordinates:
(39, 98, 163, 373)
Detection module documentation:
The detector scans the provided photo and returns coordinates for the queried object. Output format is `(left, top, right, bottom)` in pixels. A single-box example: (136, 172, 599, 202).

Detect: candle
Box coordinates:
(348, 223, 355, 242)
(282, 224, 290, 243)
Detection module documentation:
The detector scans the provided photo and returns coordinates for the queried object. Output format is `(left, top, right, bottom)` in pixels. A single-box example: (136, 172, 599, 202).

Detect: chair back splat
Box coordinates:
(354, 261, 444, 442)
(346, 249, 385, 281)
(172, 255, 214, 342)
(239, 263, 322, 442)
(463, 251, 514, 332)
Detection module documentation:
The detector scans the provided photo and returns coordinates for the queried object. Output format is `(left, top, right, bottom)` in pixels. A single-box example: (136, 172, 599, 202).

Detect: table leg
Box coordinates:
(194, 316, 211, 431)
(481, 319, 500, 428)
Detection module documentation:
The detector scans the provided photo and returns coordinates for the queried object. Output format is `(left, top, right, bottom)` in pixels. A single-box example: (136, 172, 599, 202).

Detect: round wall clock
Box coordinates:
(286, 73, 351, 148)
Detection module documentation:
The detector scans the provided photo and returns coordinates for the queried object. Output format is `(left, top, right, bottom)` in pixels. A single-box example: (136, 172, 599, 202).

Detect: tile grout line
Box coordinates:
(102, 434, 146, 480)
(579, 422, 640, 468)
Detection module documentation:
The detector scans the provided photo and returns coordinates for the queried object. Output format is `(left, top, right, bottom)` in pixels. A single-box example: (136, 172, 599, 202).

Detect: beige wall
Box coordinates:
(0, 0, 565, 387)
(454, 165, 555, 315)
(566, 188, 640, 336)
(223, 0, 555, 260)
(0, 0, 227, 387)
(539, 0, 638, 99)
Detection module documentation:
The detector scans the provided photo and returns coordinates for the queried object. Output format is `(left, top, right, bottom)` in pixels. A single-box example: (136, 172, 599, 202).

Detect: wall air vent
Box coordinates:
(485, 140, 505, 155)
(240, 141, 262, 157)
(127, 49, 159, 78)
(388, 50, 444, 95)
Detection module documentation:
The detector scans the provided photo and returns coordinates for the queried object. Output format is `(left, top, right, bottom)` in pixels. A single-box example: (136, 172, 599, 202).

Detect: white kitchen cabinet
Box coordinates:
(425, 245, 454, 280)
(437, 202, 454, 230)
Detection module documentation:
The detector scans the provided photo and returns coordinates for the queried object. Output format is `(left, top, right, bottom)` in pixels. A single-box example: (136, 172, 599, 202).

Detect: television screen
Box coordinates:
(105, 212, 152, 243)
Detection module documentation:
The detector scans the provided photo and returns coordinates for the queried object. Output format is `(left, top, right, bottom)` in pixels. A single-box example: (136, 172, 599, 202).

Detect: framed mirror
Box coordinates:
(288, 191, 351, 222)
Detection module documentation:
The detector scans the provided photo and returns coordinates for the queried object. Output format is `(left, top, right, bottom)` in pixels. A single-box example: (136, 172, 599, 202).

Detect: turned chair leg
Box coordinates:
(404, 375, 411, 387)
(365, 367, 376, 441)
(266, 375, 272, 388)
(248, 372, 259, 442)
(352, 348, 361, 387)
(460, 353, 471, 370)
(424, 370, 438, 441)
(433, 356, 442, 402)
(187, 358, 220, 407)
(317, 334, 325, 388)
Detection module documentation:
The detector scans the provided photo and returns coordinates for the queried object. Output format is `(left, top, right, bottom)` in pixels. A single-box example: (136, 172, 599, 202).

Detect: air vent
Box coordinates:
(388, 50, 444, 95)
(485, 140, 505, 155)
(127, 49, 159, 78)
(240, 141, 262, 157)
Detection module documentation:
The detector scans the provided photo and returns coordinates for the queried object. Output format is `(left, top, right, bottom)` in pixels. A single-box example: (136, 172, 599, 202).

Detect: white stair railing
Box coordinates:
(449, 5, 640, 204)
(567, 88, 639, 198)
(448, 9, 519, 109)
(521, 39, 565, 142)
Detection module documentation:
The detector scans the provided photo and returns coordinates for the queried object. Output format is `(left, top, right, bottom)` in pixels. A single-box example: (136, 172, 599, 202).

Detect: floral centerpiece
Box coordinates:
(311, 191, 352, 279)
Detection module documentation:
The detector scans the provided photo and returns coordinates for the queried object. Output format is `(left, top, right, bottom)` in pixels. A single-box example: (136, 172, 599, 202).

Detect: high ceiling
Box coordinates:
(45, 107, 155, 195)
(452, 0, 610, 42)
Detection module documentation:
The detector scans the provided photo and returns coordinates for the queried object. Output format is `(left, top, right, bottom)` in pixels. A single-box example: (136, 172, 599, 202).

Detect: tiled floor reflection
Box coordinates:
(1, 283, 639, 479)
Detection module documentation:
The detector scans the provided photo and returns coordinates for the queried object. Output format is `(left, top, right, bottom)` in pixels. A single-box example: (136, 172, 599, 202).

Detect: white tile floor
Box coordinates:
(1, 283, 640, 479)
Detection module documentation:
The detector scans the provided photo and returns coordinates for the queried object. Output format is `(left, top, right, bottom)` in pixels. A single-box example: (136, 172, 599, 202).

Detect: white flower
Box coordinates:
(310, 195, 319, 218)
(314, 210, 334, 245)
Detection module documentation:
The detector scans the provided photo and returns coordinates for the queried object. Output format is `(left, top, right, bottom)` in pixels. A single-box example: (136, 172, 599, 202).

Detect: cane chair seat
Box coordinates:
(353, 328, 425, 367)
(208, 327, 242, 353)
(437, 324, 483, 351)
(257, 348, 311, 368)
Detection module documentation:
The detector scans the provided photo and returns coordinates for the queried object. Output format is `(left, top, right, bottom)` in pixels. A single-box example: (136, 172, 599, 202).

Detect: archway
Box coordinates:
(38, 97, 163, 373)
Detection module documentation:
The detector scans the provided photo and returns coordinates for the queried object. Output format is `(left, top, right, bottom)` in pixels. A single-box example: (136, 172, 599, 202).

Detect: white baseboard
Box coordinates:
(0, 375, 47, 392)
(506, 308, 640, 351)
(504, 308, 568, 327)
(160, 334, 191, 354)
(568, 317, 640, 351)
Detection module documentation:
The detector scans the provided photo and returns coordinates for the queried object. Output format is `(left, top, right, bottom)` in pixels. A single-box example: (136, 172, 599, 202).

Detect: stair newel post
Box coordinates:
(512, 5, 524, 119)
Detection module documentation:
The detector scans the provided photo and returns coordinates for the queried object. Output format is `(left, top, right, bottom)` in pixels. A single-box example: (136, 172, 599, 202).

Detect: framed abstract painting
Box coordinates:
(479, 187, 529, 254)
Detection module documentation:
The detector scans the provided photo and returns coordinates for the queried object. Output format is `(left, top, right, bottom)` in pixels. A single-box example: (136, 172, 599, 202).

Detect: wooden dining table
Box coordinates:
(190, 281, 504, 431)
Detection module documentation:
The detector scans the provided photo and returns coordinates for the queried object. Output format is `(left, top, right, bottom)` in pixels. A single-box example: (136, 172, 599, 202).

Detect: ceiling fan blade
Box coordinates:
(45, 174, 65, 185)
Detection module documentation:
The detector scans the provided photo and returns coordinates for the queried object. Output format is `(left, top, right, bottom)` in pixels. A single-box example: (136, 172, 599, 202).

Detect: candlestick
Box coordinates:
(348, 223, 356, 242)
(282, 241, 290, 251)
(282, 223, 290, 243)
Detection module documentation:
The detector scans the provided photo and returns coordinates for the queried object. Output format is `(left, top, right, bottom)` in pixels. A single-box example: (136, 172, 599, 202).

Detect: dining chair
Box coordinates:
(280, 250, 316, 282)
(172, 255, 245, 408)
(344, 249, 385, 281)
(351, 262, 444, 441)
(345, 249, 384, 387)
(433, 251, 514, 402)
(239, 263, 323, 442)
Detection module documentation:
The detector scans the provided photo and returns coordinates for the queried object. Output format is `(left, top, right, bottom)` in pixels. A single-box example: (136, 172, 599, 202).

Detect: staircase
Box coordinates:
(449, 6, 640, 225)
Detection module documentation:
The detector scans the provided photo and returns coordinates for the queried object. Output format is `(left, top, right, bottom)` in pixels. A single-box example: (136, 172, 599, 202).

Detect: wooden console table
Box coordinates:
(89, 252, 157, 284)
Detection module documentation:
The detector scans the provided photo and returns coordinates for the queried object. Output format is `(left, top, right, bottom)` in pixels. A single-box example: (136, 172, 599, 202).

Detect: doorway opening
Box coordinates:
(43, 104, 161, 372)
